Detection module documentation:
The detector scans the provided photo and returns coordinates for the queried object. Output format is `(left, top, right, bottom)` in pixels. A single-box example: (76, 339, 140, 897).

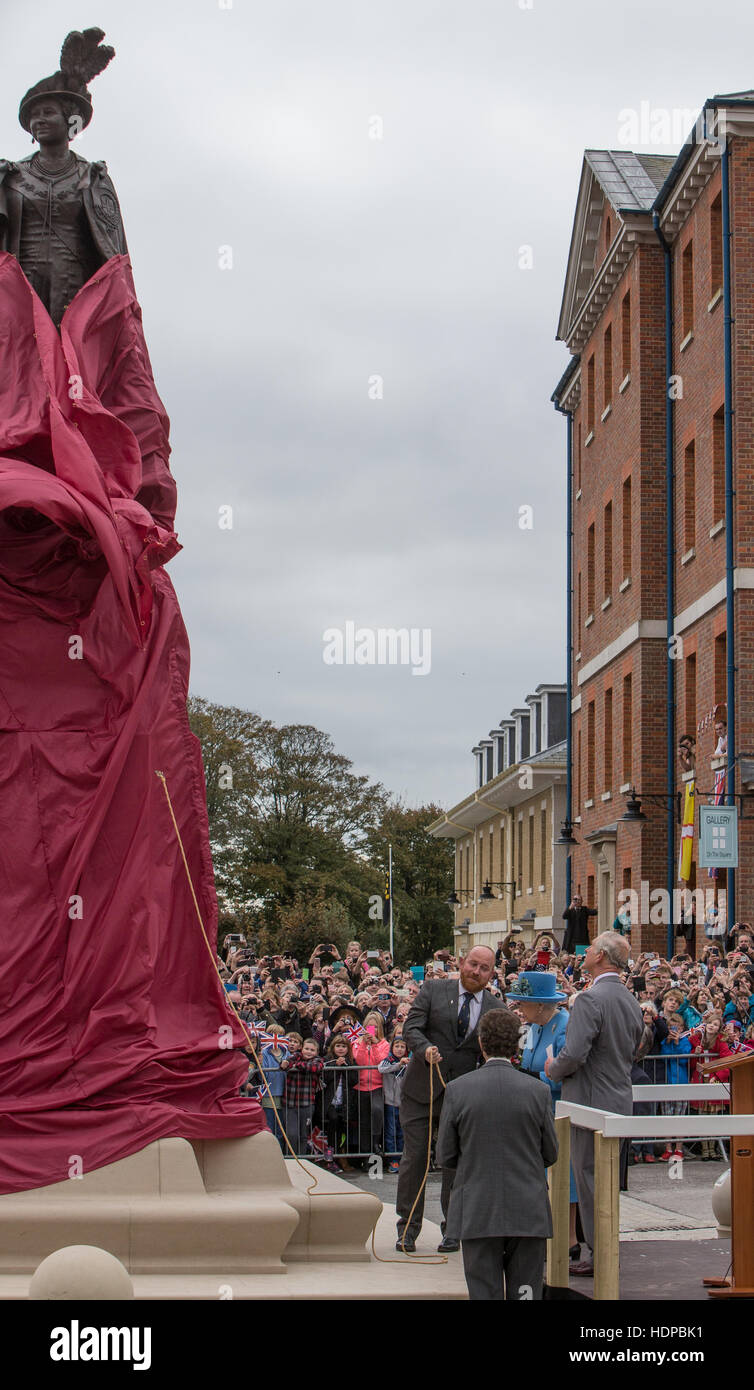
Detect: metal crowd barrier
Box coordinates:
(250, 1062, 404, 1161)
(639, 1049, 716, 1084)
(252, 1052, 734, 1162)
(631, 1052, 729, 1154)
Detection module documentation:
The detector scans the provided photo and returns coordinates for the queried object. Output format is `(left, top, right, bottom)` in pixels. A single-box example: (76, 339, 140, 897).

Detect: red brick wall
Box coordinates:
(569, 230, 670, 949)
(564, 142, 754, 946)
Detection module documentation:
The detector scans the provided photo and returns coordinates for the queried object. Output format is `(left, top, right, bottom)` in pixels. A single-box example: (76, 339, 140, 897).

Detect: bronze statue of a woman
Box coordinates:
(0, 30, 265, 1196)
(0, 28, 126, 327)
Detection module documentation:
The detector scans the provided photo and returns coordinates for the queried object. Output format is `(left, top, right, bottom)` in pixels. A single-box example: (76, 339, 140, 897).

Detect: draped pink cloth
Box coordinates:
(0, 252, 264, 1194)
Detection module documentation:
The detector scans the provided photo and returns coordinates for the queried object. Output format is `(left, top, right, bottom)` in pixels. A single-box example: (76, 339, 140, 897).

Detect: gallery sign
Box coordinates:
(698, 804, 738, 868)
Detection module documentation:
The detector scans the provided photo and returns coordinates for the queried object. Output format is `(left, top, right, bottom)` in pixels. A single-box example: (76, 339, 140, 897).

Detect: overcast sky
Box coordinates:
(5, 1, 754, 809)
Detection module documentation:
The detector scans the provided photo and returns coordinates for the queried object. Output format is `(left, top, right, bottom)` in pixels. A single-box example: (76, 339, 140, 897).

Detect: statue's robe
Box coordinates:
(0, 251, 265, 1194)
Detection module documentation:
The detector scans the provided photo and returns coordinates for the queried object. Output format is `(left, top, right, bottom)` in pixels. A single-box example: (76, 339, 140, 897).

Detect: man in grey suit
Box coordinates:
(397, 946, 505, 1253)
(545, 930, 643, 1275)
(436, 1008, 558, 1300)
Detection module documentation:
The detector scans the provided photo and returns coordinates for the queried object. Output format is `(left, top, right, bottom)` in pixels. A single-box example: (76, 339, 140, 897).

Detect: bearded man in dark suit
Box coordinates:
(396, 945, 506, 1253)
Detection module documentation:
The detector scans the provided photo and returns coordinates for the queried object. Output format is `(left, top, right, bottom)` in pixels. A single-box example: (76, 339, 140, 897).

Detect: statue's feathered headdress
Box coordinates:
(19, 28, 115, 133)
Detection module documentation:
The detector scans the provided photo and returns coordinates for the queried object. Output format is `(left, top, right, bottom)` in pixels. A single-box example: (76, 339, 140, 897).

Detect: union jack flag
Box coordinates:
(249, 1028, 290, 1052)
(307, 1126, 335, 1162)
(342, 1022, 365, 1046)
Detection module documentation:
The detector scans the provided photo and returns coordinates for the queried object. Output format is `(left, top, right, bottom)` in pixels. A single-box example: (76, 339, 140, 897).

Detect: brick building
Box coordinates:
(552, 95, 754, 953)
(428, 685, 568, 955)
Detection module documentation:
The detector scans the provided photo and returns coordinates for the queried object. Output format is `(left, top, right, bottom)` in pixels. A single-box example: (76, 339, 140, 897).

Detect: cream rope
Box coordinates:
(155, 770, 447, 1266)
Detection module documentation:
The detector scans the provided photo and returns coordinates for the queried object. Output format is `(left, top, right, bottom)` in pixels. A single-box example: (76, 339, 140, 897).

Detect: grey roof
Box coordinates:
(530, 740, 566, 767)
(584, 150, 675, 212)
(635, 153, 677, 192)
(551, 352, 580, 406)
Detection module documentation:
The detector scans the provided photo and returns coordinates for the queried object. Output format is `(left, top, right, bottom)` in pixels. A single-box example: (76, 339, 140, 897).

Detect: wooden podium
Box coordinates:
(699, 1051, 754, 1298)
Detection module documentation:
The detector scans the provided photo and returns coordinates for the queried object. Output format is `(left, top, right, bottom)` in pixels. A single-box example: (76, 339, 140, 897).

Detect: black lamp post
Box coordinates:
(446, 885, 474, 907)
(621, 786, 647, 822)
(480, 879, 517, 902)
(555, 817, 579, 847)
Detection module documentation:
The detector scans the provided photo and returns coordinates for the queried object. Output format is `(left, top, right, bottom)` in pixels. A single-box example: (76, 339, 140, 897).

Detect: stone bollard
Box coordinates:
(710, 1167, 731, 1235)
(29, 1245, 134, 1300)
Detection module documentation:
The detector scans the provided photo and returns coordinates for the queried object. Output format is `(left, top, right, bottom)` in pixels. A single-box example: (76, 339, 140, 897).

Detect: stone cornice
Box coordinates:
(657, 138, 723, 241)
(563, 218, 657, 355)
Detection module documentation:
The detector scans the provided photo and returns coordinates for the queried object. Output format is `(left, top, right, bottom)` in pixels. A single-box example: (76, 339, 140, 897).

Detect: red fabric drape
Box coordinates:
(0, 253, 264, 1194)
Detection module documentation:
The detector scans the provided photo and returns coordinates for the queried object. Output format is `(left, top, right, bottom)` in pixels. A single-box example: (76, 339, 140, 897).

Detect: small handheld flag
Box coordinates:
(342, 1022, 365, 1046)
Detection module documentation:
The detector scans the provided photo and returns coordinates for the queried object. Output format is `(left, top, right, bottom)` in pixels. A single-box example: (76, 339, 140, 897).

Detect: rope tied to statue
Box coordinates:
(156, 770, 448, 1267)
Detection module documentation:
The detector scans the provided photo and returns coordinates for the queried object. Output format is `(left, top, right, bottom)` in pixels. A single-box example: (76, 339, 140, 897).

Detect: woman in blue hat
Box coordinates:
(506, 971, 580, 1258)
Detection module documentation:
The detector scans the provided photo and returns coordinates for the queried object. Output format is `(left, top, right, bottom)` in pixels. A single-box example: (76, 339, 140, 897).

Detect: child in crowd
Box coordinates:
(258, 1025, 289, 1149)
(662, 986, 702, 1032)
(282, 1035, 324, 1155)
(379, 1033, 409, 1171)
(659, 1013, 692, 1161)
(350, 1012, 390, 1155)
(322, 1035, 358, 1170)
(688, 1011, 730, 1160)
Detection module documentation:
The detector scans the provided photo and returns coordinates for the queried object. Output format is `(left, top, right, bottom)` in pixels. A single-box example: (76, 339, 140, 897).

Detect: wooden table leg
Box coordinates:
(593, 1130, 620, 1301)
(547, 1115, 571, 1288)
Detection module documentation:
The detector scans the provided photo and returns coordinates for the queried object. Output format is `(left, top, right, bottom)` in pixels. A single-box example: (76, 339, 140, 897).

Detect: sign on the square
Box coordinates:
(699, 805, 738, 867)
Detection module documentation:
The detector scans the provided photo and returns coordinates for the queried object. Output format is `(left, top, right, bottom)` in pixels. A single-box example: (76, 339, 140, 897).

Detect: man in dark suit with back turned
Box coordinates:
(396, 945, 506, 1253)
(437, 1008, 558, 1299)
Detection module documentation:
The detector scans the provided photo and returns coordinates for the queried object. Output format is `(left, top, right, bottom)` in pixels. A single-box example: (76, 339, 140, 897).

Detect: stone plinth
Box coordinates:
(0, 1130, 378, 1278)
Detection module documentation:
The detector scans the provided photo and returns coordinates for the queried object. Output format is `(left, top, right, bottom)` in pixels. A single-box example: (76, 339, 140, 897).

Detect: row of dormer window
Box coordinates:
(473, 688, 567, 788)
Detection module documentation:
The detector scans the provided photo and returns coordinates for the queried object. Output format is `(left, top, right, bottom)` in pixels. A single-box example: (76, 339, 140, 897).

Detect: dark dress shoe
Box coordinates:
(396, 1236, 416, 1253)
(438, 1236, 460, 1253)
(569, 1258, 594, 1276)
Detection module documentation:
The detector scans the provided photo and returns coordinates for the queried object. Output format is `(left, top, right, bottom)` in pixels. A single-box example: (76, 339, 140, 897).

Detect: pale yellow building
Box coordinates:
(429, 685, 568, 956)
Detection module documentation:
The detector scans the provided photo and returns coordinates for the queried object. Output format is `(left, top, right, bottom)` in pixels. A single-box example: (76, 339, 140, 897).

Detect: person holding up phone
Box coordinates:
(350, 1012, 390, 1159)
(561, 895, 598, 955)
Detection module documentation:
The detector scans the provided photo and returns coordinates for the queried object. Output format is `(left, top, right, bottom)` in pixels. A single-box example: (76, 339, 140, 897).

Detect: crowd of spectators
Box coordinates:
(218, 939, 417, 1168)
(217, 922, 754, 1167)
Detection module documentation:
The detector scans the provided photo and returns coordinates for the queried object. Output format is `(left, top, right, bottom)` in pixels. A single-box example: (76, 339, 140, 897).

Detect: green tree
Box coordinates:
(255, 889, 351, 963)
(186, 696, 271, 910)
(188, 702, 450, 959)
(237, 723, 386, 924)
(365, 801, 454, 965)
(189, 712, 388, 931)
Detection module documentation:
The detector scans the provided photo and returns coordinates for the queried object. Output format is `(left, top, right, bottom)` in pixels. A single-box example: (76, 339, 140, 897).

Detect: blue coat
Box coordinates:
(659, 1035, 692, 1084)
(521, 1008, 570, 1103)
(260, 1045, 287, 1099)
(678, 999, 702, 1030)
(521, 1008, 576, 1202)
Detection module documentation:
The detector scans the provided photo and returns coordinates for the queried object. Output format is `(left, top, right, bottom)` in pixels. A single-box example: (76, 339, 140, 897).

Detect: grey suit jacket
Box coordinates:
(436, 1059, 558, 1240)
(401, 978, 507, 1107)
(546, 974, 644, 1113)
